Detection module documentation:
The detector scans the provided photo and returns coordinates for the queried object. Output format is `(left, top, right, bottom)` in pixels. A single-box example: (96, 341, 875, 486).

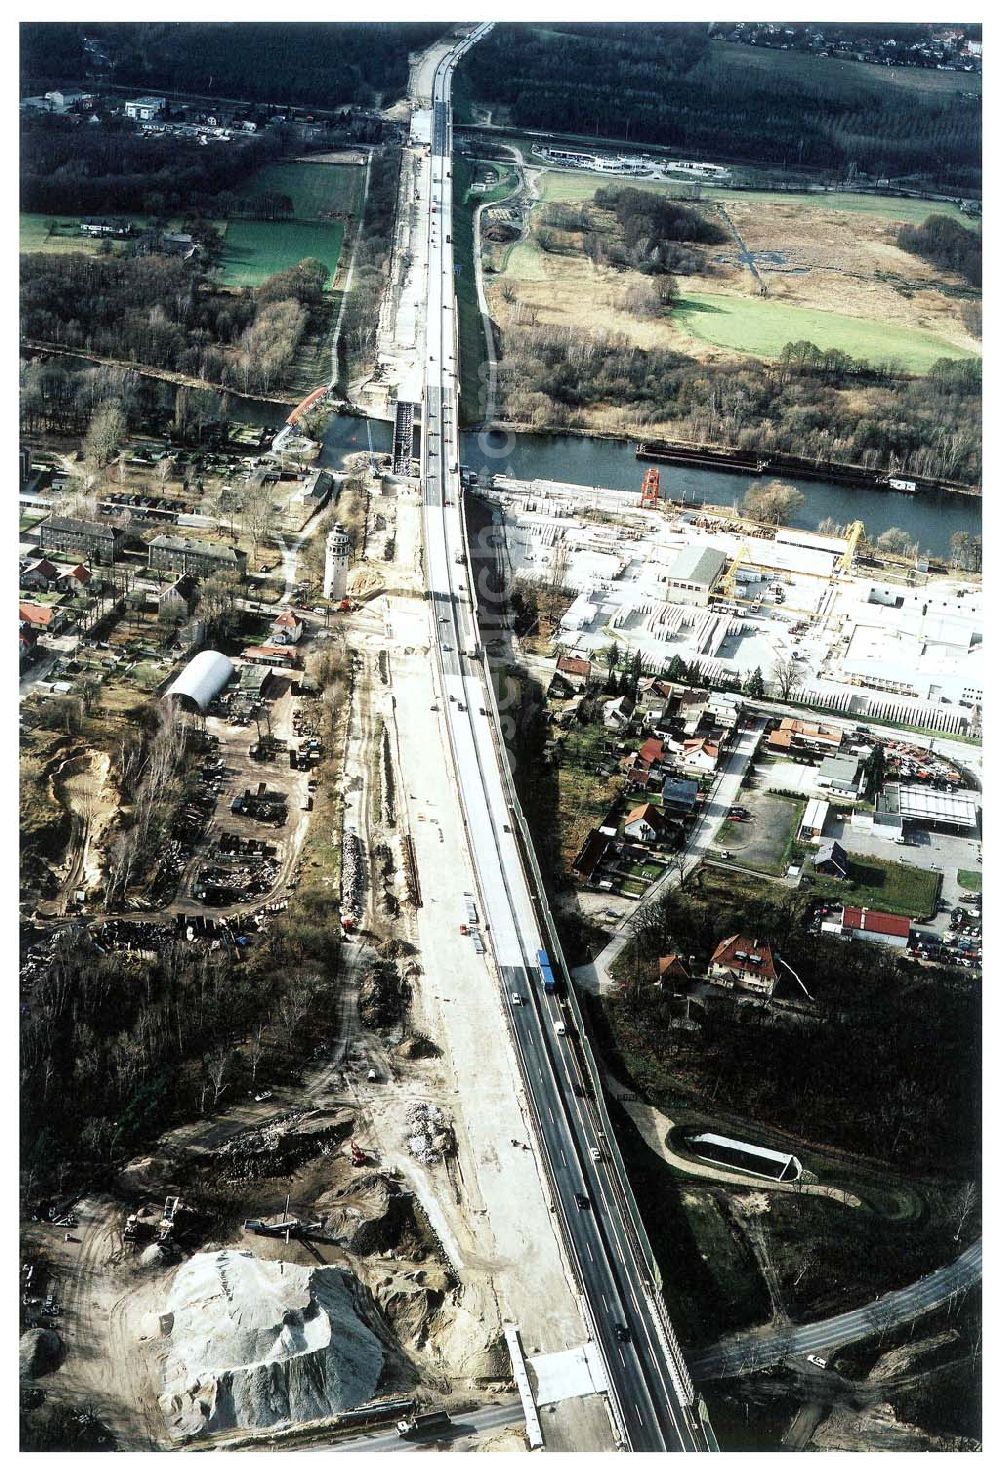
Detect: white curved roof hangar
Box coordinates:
(165, 649, 234, 712)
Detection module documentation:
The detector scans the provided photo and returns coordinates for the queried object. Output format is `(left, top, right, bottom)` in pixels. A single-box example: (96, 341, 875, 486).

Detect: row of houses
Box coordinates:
(34, 515, 249, 578)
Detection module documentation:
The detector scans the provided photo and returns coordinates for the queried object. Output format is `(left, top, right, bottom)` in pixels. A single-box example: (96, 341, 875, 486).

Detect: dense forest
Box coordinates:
(461, 24, 981, 192)
(21, 21, 446, 110)
(493, 326, 981, 484)
(20, 253, 330, 396)
(897, 213, 982, 288)
(605, 885, 979, 1176)
(20, 113, 284, 217)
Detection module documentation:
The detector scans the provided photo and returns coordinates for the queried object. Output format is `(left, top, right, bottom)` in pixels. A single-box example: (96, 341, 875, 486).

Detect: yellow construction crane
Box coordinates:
(838, 521, 865, 574)
(719, 543, 751, 601)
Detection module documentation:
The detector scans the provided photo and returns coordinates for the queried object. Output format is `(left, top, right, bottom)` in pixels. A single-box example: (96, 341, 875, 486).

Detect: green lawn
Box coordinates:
(235, 160, 365, 221)
(464, 162, 519, 208)
(672, 291, 975, 373)
(708, 38, 982, 98)
(809, 856, 941, 919)
(957, 869, 982, 893)
(218, 219, 345, 288)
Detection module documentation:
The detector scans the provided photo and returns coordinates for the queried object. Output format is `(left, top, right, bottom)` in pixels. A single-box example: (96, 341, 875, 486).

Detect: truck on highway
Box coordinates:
(396, 1408, 452, 1438)
(536, 947, 559, 994)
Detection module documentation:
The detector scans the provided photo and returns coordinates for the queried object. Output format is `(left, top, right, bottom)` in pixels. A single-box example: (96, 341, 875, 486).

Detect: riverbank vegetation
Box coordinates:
(492, 326, 981, 485)
(461, 24, 980, 194)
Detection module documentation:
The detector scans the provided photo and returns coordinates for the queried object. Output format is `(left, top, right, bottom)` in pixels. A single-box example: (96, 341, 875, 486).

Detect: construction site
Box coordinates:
(485, 467, 982, 737)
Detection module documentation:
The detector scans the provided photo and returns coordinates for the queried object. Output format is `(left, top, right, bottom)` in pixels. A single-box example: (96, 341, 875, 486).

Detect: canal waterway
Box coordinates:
(316, 416, 979, 559)
(58, 352, 974, 558)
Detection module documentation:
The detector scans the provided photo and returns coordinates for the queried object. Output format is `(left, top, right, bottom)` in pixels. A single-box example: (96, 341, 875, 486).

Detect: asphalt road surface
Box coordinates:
(417, 25, 708, 1454)
(689, 1238, 982, 1379)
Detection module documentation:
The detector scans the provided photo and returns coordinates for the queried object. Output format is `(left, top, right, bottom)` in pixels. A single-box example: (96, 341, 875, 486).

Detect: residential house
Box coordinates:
(708, 934, 779, 996)
(680, 737, 720, 774)
(269, 609, 305, 645)
(621, 802, 668, 844)
(656, 954, 691, 989)
(814, 840, 849, 878)
(555, 653, 593, 691)
(767, 716, 843, 759)
(572, 826, 616, 883)
(19, 601, 60, 633)
(621, 735, 669, 788)
(54, 563, 92, 594)
(159, 572, 199, 614)
(660, 777, 699, 818)
(148, 535, 247, 578)
(822, 906, 911, 950)
(602, 694, 635, 731)
(44, 89, 96, 112)
(816, 754, 863, 799)
(20, 558, 60, 592)
(19, 623, 39, 667)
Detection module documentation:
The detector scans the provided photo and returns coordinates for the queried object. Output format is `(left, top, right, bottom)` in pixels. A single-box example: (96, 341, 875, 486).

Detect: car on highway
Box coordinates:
(589, 1146, 602, 1162)
(806, 1353, 828, 1369)
(614, 1323, 631, 1344)
(574, 1193, 591, 1210)
(511, 992, 524, 1006)
(555, 1022, 567, 1036)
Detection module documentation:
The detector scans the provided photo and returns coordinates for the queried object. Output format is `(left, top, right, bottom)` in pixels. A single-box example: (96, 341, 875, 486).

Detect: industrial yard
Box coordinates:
(486, 472, 982, 737)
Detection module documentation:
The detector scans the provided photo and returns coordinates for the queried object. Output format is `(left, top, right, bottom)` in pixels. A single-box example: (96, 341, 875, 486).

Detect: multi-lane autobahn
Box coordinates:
(417, 25, 709, 1454)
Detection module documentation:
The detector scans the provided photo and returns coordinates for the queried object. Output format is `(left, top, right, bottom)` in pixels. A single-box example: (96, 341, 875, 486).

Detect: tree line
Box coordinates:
(20, 252, 329, 397)
(21, 21, 446, 110)
(536, 190, 724, 278)
(338, 144, 401, 379)
(897, 213, 982, 288)
(20, 113, 288, 219)
(493, 322, 981, 485)
(461, 24, 980, 192)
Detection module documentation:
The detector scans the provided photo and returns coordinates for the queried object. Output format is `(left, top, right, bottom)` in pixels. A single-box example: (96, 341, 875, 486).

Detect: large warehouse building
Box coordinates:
(663, 543, 727, 607)
(165, 649, 234, 713)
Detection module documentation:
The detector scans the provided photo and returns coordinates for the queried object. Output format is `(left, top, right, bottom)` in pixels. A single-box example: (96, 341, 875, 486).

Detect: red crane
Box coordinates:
(640, 467, 661, 509)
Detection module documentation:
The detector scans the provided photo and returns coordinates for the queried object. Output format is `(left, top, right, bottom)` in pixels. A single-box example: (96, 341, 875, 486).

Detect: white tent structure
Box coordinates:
(165, 649, 234, 712)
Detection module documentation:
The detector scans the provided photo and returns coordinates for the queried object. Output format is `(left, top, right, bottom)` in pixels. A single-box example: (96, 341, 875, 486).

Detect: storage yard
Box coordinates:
(486, 474, 982, 735)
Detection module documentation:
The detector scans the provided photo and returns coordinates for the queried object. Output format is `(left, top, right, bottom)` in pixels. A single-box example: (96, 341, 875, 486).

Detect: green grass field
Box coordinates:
(957, 869, 982, 893)
(809, 856, 941, 919)
(236, 160, 365, 221)
(19, 213, 154, 255)
(672, 291, 975, 372)
(218, 219, 345, 288)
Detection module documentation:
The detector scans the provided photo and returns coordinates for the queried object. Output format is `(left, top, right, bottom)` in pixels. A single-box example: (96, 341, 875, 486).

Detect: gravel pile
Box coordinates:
(158, 1250, 384, 1439)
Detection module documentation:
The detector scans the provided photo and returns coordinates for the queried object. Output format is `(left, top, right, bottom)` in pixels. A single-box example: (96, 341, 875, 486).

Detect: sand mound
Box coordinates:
(158, 1250, 384, 1439)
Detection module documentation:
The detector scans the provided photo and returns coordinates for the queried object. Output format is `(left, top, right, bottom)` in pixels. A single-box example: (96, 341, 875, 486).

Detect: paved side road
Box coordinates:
(687, 1238, 982, 1380)
(573, 719, 765, 994)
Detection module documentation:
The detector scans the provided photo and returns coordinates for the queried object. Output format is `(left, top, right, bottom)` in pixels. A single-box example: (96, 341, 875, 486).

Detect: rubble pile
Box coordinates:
(406, 1102, 455, 1165)
(341, 831, 364, 918)
(158, 1250, 385, 1439)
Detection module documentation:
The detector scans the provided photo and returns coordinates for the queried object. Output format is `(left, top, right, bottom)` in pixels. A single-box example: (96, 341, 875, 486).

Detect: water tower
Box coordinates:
(323, 522, 352, 600)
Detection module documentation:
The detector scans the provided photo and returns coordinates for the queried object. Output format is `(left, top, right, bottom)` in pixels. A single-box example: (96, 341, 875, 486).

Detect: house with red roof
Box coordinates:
(708, 935, 779, 996)
(679, 736, 721, 774)
(19, 601, 56, 630)
(622, 802, 668, 844)
(269, 609, 305, 645)
(657, 954, 690, 989)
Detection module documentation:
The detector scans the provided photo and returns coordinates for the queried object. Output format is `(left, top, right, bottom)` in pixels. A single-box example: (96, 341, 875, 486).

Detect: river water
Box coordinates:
(77, 359, 975, 558)
(315, 416, 979, 558)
